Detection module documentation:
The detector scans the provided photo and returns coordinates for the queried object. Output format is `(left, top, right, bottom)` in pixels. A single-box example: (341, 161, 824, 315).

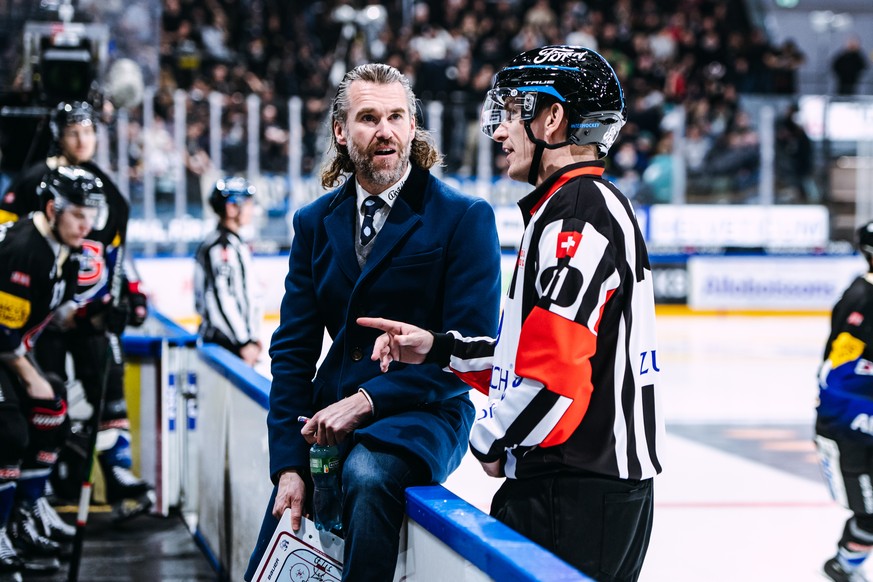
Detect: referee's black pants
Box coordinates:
(490, 472, 654, 582)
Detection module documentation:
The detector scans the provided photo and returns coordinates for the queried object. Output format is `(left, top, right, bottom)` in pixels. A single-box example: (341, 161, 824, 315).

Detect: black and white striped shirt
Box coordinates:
(435, 161, 664, 481)
(194, 226, 259, 351)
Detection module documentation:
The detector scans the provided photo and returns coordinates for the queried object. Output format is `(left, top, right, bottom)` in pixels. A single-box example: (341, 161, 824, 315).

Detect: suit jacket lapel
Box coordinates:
(323, 167, 430, 282)
(323, 182, 361, 282)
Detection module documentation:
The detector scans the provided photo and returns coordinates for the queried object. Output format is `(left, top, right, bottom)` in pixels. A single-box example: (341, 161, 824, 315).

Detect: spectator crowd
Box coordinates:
(142, 1, 866, 206)
(1, 0, 869, 215)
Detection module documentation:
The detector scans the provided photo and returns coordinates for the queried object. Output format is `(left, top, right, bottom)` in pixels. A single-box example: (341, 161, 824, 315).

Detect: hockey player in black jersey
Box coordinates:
(817, 221, 873, 582)
(0, 101, 154, 529)
(0, 166, 106, 580)
(194, 177, 262, 366)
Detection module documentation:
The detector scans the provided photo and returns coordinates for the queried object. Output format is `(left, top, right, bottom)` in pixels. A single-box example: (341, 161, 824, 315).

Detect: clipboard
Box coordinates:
(252, 509, 344, 582)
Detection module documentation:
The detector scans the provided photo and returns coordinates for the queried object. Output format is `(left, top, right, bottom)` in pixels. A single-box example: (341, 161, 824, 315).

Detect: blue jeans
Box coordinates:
(341, 440, 428, 581)
(244, 440, 428, 582)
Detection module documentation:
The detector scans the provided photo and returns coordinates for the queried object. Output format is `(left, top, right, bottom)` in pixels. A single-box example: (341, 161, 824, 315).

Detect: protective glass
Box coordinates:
(480, 87, 541, 138)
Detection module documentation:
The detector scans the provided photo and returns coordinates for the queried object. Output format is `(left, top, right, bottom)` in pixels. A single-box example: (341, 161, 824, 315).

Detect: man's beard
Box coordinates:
(348, 137, 412, 190)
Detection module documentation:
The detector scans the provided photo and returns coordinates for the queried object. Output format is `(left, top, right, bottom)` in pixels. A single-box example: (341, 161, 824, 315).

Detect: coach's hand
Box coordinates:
(272, 470, 307, 530)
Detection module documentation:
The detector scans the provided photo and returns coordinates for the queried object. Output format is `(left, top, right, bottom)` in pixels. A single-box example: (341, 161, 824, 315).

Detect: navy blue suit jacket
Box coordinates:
(267, 165, 501, 484)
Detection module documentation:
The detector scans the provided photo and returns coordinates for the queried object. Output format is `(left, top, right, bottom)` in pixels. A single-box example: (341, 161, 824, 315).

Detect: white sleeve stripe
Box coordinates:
(470, 377, 573, 455)
(446, 330, 495, 372)
(588, 269, 620, 332)
(519, 395, 573, 446)
(612, 312, 629, 479)
(470, 379, 541, 454)
(449, 355, 493, 373)
(596, 181, 639, 273)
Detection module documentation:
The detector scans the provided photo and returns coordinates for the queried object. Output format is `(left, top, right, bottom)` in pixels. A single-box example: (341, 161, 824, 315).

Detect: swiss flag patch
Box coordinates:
(556, 231, 582, 258)
(848, 311, 865, 326)
(3, 191, 14, 204)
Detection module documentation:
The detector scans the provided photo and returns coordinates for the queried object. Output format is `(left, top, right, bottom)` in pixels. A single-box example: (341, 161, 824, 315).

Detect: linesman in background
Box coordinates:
(816, 221, 873, 582)
(0, 167, 106, 580)
(360, 45, 664, 582)
(0, 101, 154, 526)
(194, 177, 262, 366)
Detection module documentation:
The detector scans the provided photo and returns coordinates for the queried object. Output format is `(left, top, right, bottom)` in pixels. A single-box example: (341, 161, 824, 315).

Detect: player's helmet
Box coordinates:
(39, 165, 107, 229)
(209, 177, 256, 216)
(480, 45, 626, 157)
(857, 221, 873, 259)
(49, 101, 97, 142)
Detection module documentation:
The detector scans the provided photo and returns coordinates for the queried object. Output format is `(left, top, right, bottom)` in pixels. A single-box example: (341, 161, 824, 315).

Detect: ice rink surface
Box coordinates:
(257, 312, 854, 581)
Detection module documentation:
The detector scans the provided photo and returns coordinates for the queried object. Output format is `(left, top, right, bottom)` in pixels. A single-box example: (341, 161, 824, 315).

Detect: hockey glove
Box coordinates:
(125, 281, 149, 327)
(105, 303, 130, 335)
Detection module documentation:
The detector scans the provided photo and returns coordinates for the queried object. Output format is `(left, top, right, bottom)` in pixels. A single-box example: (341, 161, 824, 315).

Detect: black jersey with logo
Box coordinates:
(0, 215, 78, 356)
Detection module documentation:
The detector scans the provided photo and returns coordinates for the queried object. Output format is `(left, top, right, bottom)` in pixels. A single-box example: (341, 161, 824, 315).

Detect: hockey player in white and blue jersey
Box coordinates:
(194, 177, 262, 366)
(817, 221, 873, 582)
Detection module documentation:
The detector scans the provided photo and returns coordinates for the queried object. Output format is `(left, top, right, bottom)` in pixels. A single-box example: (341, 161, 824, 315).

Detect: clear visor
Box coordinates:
(480, 88, 540, 138)
(56, 196, 109, 231)
(92, 203, 109, 231)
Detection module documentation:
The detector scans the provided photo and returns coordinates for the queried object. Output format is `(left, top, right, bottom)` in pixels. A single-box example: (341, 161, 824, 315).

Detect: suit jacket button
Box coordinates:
(351, 348, 363, 361)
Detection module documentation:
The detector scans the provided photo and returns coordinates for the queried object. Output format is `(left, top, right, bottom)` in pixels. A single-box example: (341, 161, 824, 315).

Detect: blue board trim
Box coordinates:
(198, 343, 270, 409)
(121, 311, 199, 356)
(150, 311, 200, 346)
(405, 486, 591, 581)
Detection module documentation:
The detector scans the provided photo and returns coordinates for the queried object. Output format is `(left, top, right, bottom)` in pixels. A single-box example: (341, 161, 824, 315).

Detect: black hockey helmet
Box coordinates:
(857, 220, 873, 259)
(39, 165, 107, 228)
(209, 176, 256, 216)
(481, 45, 626, 158)
(49, 101, 97, 142)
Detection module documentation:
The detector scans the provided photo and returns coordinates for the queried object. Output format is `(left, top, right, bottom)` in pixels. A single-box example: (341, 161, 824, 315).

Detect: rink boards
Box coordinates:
(120, 313, 588, 581)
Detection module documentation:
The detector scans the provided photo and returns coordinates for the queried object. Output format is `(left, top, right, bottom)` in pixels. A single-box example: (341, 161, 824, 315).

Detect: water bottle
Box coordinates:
(309, 443, 342, 533)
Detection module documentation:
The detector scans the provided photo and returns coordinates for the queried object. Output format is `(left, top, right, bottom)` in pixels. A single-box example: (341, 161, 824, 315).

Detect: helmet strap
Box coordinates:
(51, 223, 64, 245)
(47, 210, 64, 245)
(523, 122, 571, 186)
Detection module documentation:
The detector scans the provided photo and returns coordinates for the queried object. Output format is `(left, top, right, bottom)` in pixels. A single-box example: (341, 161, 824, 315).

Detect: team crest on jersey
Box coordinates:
(848, 311, 865, 326)
(78, 240, 106, 287)
(556, 231, 582, 258)
(10, 271, 30, 287)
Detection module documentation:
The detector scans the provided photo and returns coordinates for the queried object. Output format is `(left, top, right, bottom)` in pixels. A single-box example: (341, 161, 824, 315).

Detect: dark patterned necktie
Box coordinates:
(360, 196, 385, 246)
